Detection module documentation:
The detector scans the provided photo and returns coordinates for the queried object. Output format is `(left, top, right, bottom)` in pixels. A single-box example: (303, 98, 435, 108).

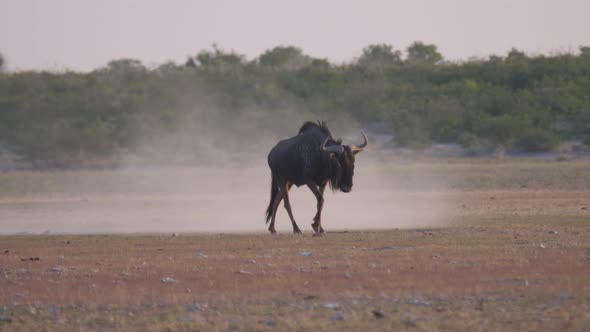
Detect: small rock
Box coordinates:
(48, 266, 64, 272)
(196, 252, 208, 258)
(172, 233, 179, 237)
(539, 244, 547, 249)
(300, 251, 313, 257)
(3, 250, 8, 254)
(581, 206, 587, 210)
(176, 316, 197, 322)
(344, 272, 352, 279)
(265, 319, 276, 327)
(161, 276, 177, 284)
(372, 309, 385, 318)
(236, 270, 253, 275)
(187, 304, 205, 312)
(323, 303, 340, 310)
(475, 298, 485, 311)
(372, 246, 400, 251)
(332, 313, 344, 321)
(548, 230, 558, 235)
(0, 316, 12, 323)
(20, 257, 40, 262)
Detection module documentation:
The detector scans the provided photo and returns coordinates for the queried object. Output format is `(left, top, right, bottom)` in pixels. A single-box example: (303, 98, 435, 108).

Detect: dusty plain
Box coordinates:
(1, 159, 589, 331)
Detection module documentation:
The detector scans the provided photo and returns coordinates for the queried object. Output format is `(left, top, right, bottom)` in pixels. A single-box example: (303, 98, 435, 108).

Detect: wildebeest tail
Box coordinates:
(265, 175, 278, 224)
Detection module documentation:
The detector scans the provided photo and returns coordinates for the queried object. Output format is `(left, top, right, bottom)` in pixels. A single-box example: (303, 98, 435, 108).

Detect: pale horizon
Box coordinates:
(1, 0, 589, 72)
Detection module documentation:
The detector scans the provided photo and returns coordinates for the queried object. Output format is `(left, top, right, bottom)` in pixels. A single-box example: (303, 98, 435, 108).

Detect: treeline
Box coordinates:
(1, 42, 590, 168)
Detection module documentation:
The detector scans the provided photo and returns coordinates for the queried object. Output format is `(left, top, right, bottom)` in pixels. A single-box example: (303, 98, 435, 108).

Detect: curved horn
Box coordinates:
(320, 136, 344, 155)
(350, 131, 368, 153)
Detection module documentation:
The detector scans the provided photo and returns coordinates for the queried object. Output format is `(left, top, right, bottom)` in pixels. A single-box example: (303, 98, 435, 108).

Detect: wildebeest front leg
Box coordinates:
(282, 182, 302, 234)
(307, 181, 326, 233)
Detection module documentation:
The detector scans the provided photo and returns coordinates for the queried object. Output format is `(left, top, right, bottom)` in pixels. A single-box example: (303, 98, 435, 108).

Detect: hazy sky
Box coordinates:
(1, 0, 589, 71)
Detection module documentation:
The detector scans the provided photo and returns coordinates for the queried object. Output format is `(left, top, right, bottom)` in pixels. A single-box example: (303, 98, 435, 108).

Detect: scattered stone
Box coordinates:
(581, 206, 587, 210)
(406, 298, 432, 306)
(48, 266, 64, 272)
(475, 298, 485, 311)
(344, 272, 352, 279)
(14, 268, 27, 274)
(548, 230, 558, 234)
(172, 233, 179, 237)
(20, 257, 40, 262)
(265, 319, 276, 327)
(332, 312, 344, 321)
(187, 304, 206, 312)
(196, 252, 208, 258)
(539, 244, 547, 249)
(372, 246, 400, 251)
(236, 270, 253, 275)
(323, 303, 340, 310)
(176, 316, 197, 322)
(161, 276, 177, 284)
(304, 295, 318, 300)
(372, 309, 385, 318)
(0, 316, 12, 323)
(300, 251, 313, 257)
(3, 250, 8, 254)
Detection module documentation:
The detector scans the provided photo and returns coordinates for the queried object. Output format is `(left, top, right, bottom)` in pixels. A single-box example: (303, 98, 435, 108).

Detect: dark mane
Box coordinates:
(298, 121, 332, 137)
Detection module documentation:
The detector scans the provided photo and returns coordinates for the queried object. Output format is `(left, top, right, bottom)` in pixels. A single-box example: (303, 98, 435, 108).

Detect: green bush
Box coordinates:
(513, 128, 559, 152)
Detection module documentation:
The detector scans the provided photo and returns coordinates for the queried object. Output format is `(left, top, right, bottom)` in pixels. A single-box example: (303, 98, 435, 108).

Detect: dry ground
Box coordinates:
(1, 159, 589, 331)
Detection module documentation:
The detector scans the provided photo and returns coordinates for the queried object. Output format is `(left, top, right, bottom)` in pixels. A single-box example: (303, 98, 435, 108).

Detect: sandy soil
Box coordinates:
(1, 162, 590, 330)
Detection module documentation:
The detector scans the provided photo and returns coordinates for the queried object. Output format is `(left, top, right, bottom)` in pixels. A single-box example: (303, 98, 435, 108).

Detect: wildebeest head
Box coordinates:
(321, 131, 368, 193)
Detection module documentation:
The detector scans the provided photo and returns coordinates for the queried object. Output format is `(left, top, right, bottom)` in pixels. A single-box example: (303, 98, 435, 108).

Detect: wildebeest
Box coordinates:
(265, 121, 367, 234)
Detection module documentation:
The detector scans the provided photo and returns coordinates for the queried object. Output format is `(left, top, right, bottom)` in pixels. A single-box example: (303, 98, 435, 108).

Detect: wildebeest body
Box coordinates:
(268, 124, 330, 187)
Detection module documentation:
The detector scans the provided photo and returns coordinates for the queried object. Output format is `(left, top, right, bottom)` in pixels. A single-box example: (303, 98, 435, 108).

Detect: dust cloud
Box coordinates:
(0, 151, 455, 234)
(0, 106, 457, 234)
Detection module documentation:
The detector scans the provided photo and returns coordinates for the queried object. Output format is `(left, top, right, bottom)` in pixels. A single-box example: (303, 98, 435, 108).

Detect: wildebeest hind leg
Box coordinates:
(269, 187, 284, 234)
(282, 183, 301, 234)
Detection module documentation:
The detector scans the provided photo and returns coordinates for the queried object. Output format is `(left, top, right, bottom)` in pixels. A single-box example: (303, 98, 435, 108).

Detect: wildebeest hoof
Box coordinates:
(311, 223, 320, 233)
(312, 233, 323, 237)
